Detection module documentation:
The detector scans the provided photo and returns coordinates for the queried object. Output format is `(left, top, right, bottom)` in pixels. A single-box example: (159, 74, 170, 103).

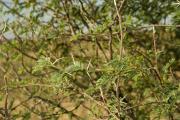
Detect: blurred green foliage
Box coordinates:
(0, 0, 179, 119)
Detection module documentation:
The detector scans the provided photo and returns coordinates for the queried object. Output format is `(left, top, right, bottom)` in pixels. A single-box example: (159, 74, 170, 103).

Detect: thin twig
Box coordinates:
(10, 96, 32, 111)
(152, 26, 163, 86)
(108, 27, 113, 60)
(4, 76, 9, 120)
(124, 101, 167, 110)
(81, 91, 119, 120)
(113, 0, 125, 60)
(33, 96, 83, 119)
(152, 26, 158, 68)
(95, 38, 109, 62)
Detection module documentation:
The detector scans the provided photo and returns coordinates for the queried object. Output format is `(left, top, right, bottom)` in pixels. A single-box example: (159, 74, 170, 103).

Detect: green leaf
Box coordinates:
(65, 61, 84, 73)
(22, 112, 31, 120)
(32, 56, 53, 73)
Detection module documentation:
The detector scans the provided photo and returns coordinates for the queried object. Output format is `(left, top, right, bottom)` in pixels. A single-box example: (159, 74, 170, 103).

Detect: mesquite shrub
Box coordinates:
(0, 0, 179, 119)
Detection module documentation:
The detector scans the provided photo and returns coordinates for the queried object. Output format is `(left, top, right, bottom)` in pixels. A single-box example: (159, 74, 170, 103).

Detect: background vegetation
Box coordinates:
(0, 0, 180, 119)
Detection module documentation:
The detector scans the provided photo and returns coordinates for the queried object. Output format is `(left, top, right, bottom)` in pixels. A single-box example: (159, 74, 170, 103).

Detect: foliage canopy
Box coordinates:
(0, 0, 180, 119)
